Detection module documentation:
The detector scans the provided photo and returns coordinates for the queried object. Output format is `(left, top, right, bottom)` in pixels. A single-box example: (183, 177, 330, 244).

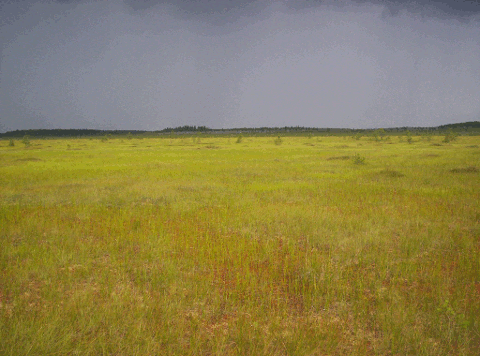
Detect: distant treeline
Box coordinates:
(162, 125, 210, 132)
(1, 121, 479, 138)
(0, 129, 148, 138)
(436, 121, 480, 131)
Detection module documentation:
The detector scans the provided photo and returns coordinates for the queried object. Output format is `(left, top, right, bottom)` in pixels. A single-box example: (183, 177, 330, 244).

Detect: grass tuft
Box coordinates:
(450, 166, 478, 173)
(15, 157, 42, 162)
(378, 169, 405, 177)
(327, 156, 350, 161)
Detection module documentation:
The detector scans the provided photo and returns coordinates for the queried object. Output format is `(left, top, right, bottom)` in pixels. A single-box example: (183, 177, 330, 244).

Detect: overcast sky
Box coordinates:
(1, 0, 479, 131)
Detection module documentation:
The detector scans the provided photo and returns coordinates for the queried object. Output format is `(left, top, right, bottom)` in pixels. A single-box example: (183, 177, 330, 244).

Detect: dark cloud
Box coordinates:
(120, 0, 480, 21)
(1, 0, 479, 131)
(121, 0, 480, 16)
(374, 0, 480, 18)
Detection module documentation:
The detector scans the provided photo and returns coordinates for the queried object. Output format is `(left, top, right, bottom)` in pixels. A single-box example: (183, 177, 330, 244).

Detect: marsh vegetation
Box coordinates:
(0, 133, 479, 355)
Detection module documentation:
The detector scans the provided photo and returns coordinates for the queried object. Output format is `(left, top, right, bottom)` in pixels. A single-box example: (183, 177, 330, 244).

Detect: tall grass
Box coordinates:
(1, 135, 479, 355)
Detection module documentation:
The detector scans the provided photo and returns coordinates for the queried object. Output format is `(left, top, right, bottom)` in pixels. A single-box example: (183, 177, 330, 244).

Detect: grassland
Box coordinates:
(1, 133, 479, 355)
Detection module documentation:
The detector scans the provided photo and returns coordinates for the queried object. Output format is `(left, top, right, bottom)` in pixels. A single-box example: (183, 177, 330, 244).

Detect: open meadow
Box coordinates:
(1, 133, 479, 355)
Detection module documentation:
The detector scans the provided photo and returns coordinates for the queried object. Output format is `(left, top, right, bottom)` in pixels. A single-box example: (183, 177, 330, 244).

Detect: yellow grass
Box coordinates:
(1, 134, 479, 355)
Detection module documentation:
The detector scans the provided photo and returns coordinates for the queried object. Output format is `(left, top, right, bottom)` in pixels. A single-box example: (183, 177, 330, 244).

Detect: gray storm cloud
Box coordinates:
(1, 0, 479, 131)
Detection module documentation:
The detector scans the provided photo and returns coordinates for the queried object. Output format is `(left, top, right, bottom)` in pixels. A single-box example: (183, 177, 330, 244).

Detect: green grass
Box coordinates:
(1, 135, 479, 355)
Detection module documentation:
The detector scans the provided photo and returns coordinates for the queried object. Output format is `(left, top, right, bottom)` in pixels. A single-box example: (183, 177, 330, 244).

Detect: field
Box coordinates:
(1, 133, 479, 355)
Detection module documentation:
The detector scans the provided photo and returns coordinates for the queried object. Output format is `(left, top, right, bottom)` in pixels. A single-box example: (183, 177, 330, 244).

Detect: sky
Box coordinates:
(0, 0, 479, 132)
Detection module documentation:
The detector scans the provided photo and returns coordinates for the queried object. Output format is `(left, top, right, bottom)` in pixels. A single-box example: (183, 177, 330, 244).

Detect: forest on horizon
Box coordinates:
(1, 121, 479, 138)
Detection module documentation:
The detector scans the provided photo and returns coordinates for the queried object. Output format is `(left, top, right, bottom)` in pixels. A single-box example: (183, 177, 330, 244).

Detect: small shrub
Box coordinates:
(274, 136, 283, 145)
(406, 130, 413, 144)
(8, 139, 14, 147)
(236, 135, 243, 144)
(352, 153, 365, 165)
(373, 128, 386, 142)
(422, 132, 433, 141)
(443, 129, 458, 143)
(192, 133, 201, 144)
(22, 135, 30, 147)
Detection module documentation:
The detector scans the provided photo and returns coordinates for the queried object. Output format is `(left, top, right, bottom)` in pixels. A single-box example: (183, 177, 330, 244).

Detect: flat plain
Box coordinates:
(1, 134, 479, 355)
